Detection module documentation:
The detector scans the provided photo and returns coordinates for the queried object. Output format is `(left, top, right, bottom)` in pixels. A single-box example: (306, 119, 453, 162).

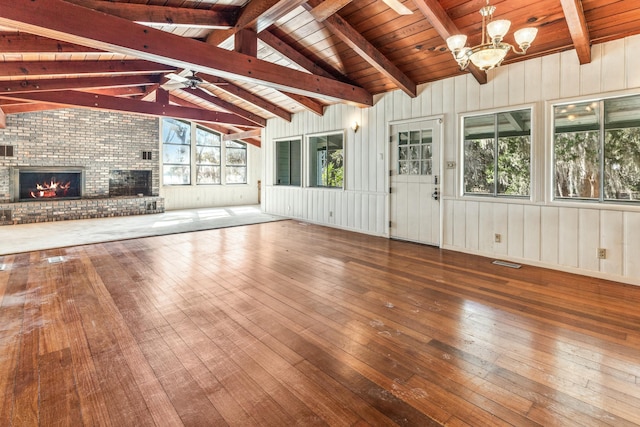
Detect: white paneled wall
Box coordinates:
(263, 34, 640, 285)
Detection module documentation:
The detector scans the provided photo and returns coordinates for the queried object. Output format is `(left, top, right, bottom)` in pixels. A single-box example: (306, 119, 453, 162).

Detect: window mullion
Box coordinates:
(599, 100, 605, 202)
(493, 114, 499, 196)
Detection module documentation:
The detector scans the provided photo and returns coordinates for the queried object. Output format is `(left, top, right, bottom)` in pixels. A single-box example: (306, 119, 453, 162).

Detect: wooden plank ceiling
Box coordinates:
(0, 0, 639, 146)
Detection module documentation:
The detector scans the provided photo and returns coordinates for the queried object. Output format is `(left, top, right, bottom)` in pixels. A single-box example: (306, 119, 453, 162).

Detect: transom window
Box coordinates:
(463, 109, 532, 197)
(554, 94, 640, 202)
(161, 118, 247, 186)
(398, 129, 432, 175)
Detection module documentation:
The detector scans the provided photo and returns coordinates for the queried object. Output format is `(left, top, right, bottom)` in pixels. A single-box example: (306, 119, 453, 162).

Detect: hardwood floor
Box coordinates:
(1, 220, 639, 426)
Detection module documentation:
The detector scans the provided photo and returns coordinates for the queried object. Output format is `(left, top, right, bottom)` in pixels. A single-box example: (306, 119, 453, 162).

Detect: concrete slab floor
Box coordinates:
(0, 205, 284, 255)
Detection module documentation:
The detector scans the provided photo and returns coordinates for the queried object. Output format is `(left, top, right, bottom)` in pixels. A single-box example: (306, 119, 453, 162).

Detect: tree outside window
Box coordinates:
(463, 109, 531, 197)
(162, 118, 191, 185)
(554, 95, 640, 202)
(225, 140, 247, 184)
(196, 126, 221, 184)
(308, 133, 344, 188)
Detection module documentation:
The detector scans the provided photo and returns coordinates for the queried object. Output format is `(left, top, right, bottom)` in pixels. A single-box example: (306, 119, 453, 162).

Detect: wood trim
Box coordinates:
(2, 90, 261, 127)
(0, 0, 373, 106)
(560, 0, 592, 64)
(411, 0, 487, 85)
(305, 0, 417, 98)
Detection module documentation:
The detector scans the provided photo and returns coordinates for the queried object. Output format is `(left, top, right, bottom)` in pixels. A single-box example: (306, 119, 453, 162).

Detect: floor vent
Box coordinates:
(47, 256, 65, 264)
(0, 145, 14, 157)
(492, 260, 522, 269)
(146, 201, 157, 211)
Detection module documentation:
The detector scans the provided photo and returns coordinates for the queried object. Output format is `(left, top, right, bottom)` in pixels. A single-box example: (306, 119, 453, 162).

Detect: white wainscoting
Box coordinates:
(263, 34, 640, 285)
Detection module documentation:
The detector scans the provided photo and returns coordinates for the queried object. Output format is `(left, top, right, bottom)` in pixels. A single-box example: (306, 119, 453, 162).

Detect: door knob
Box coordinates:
(432, 188, 439, 201)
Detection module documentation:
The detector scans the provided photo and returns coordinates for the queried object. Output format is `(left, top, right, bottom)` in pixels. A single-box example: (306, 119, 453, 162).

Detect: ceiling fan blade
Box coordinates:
(162, 82, 185, 90)
(165, 73, 188, 83)
(382, 0, 413, 15)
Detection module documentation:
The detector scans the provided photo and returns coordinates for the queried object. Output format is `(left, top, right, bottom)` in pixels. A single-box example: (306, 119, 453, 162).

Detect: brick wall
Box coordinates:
(0, 108, 160, 201)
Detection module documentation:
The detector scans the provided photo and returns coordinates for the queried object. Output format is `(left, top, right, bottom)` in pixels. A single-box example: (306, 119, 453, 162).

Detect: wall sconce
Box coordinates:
(351, 121, 359, 133)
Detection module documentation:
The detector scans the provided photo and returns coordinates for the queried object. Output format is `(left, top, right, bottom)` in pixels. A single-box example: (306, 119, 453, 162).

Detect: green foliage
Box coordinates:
(322, 149, 344, 188)
(464, 137, 530, 196)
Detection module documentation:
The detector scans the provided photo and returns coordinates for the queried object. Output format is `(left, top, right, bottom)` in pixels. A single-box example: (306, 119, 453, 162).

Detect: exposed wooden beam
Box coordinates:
(156, 87, 169, 105)
(0, 60, 175, 79)
(0, 0, 372, 106)
(308, 0, 353, 22)
(198, 74, 292, 122)
(66, 0, 239, 29)
(206, 0, 306, 46)
(305, 0, 417, 97)
(235, 29, 258, 57)
(0, 75, 161, 95)
(0, 32, 101, 53)
(560, 0, 591, 64)
(171, 96, 261, 147)
(185, 88, 267, 127)
(2, 90, 261, 127)
(82, 86, 151, 97)
(0, 107, 6, 128)
(1, 102, 63, 114)
(411, 0, 487, 85)
(258, 30, 340, 80)
(222, 128, 262, 142)
(281, 91, 325, 116)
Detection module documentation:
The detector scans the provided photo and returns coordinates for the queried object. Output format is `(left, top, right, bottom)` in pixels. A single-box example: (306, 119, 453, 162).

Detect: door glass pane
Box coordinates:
(399, 132, 409, 145)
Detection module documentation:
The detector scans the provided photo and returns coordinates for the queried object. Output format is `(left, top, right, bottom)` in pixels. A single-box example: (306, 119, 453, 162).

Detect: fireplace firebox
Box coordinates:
(13, 167, 84, 202)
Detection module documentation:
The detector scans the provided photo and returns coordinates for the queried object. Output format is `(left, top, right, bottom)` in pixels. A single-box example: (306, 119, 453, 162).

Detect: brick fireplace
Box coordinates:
(0, 109, 164, 225)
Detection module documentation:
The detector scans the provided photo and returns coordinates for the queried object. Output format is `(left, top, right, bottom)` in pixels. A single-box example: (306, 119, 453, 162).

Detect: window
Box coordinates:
(161, 118, 248, 186)
(162, 118, 191, 185)
(463, 109, 531, 197)
(554, 94, 640, 202)
(225, 140, 247, 184)
(398, 129, 432, 175)
(308, 133, 344, 188)
(196, 126, 221, 184)
(275, 138, 302, 186)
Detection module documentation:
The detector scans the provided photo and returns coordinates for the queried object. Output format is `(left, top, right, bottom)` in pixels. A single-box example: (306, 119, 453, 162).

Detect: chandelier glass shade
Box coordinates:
(446, 0, 538, 72)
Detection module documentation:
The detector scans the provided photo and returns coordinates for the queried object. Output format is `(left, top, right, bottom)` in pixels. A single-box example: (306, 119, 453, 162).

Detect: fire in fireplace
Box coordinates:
(14, 168, 84, 201)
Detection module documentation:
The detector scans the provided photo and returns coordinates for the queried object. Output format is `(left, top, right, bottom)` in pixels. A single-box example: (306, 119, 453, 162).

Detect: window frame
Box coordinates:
(460, 107, 534, 199)
(195, 125, 222, 185)
(161, 118, 249, 187)
(162, 118, 192, 186)
(306, 130, 345, 189)
(274, 136, 303, 187)
(225, 140, 248, 185)
(552, 93, 640, 205)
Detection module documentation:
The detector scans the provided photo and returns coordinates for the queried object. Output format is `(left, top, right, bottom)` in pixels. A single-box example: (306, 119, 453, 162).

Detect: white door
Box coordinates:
(390, 119, 440, 245)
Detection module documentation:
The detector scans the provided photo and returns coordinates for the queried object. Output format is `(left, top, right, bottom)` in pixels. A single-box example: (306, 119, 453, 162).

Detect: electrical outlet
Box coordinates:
(494, 233, 501, 243)
(597, 248, 607, 259)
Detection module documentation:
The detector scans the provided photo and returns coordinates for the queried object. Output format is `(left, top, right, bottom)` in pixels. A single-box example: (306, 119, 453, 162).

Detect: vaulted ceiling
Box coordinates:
(0, 0, 639, 146)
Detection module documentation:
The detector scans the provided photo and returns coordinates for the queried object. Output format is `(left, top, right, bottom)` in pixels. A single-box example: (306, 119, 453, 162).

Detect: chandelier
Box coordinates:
(446, 0, 538, 72)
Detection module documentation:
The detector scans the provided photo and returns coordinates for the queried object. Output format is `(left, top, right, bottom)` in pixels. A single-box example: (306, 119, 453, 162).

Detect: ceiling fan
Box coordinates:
(163, 70, 205, 90)
(382, 0, 413, 15)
